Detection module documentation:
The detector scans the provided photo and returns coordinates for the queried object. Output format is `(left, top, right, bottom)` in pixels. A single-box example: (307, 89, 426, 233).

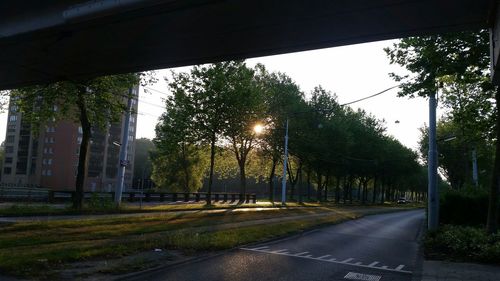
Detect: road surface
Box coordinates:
(126, 209, 424, 281)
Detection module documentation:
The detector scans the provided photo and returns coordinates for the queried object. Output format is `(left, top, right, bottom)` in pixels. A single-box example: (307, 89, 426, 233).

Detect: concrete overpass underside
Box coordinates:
(0, 0, 497, 90)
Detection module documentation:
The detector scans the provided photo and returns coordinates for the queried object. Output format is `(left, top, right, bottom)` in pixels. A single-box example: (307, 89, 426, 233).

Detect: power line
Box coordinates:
(143, 86, 170, 97)
(340, 85, 400, 106)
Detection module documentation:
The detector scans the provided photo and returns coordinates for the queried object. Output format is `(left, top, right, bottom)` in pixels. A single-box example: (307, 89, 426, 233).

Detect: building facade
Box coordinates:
(1, 86, 139, 191)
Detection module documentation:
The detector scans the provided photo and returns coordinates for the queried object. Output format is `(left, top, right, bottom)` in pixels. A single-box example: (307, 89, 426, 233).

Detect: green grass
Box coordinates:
(0, 205, 373, 279)
(0, 204, 411, 279)
(0, 201, 325, 217)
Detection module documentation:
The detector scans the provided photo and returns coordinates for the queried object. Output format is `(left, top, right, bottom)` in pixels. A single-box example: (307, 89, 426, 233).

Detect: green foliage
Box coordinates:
(425, 225, 500, 264)
(151, 144, 208, 192)
(154, 60, 426, 202)
(133, 138, 155, 183)
(439, 188, 493, 226)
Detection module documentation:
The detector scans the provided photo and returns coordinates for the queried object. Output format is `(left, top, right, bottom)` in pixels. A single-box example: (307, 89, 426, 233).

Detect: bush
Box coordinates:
(425, 225, 500, 264)
(439, 188, 492, 226)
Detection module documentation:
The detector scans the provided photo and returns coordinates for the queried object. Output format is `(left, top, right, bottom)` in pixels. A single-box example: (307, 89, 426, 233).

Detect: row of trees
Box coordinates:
(152, 61, 426, 205)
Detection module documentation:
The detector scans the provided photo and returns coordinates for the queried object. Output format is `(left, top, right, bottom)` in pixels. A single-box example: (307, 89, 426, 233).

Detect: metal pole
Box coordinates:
(114, 88, 133, 206)
(140, 167, 145, 209)
(472, 147, 479, 187)
(281, 118, 289, 205)
(428, 91, 439, 231)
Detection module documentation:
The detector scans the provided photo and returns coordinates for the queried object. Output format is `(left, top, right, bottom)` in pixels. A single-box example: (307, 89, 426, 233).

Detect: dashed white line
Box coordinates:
(272, 249, 288, 253)
(239, 247, 412, 274)
(395, 265, 405, 270)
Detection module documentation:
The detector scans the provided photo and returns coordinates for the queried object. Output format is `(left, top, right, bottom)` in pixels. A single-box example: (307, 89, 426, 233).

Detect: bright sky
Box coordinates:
(0, 39, 434, 151)
(135, 39, 432, 150)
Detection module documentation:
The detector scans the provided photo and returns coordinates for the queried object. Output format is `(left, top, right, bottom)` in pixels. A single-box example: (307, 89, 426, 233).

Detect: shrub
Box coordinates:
(439, 188, 492, 226)
(425, 225, 500, 264)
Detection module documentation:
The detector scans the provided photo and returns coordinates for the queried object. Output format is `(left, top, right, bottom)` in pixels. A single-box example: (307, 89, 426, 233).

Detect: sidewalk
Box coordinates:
(420, 260, 500, 281)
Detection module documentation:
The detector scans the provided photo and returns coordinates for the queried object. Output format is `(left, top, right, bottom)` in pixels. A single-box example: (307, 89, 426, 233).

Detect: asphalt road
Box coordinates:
(127, 209, 425, 281)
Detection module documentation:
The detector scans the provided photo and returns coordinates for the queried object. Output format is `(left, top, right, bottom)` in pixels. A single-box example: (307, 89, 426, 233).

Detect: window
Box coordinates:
(44, 137, 48, 143)
(5, 157, 12, 164)
(10, 105, 18, 112)
(78, 126, 83, 134)
(48, 159, 52, 165)
(50, 137, 54, 143)
(42, 170, 46, 176)
(3, 167, 11, 174)
(77, 137, 82, 144)
(5, 135, 15, 143)
(8, 115, 17, 122)
(49, 147, 53, 154)
(43, 148, 47, 154)
(5, 146, 13, 153)
(7, 124, 16, 133)
(43, 159, 47, 165)
(47, 169, 52, 176)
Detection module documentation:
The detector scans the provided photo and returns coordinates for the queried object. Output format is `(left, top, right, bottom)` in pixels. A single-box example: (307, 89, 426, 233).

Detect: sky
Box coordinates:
(134, 39, 432, 151)
(0, 39, 435, 151)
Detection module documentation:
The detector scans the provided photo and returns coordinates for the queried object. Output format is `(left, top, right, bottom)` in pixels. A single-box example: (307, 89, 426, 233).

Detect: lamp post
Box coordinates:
(428, 91, 439, 231)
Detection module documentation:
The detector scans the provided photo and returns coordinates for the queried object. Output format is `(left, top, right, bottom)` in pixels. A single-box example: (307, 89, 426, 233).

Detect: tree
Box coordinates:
(153, 77, 208, 192)
(221, 62, 266, 195)
(133, 138, 155, 188)
(10, 73, 149, 210)
(255, 65, 305, 202)
(385, 29, 500, 233)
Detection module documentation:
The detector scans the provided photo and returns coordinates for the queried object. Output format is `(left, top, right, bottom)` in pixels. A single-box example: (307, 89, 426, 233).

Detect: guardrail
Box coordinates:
(47, 191, 257, 204)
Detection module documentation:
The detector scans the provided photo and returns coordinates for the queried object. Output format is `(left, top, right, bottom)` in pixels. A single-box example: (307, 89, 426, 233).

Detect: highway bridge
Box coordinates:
(0, 0, 498, 90)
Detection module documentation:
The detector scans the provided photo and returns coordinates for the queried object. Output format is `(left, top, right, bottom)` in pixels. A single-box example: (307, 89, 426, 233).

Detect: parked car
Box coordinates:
(397, 197, 407, 204)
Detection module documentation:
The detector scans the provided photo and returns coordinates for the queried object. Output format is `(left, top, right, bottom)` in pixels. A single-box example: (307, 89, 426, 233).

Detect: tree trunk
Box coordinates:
(74, 89, 91, 210)
(307, 169, 311, 200)
(372, 176, 378, 204)
(487, 87, 500, 234)
(207, 134, 216, 205)
(316, 172, 322, 202)
(239, 158, 247, 196)
(268, 157, 277, 203)
(335, 176, 341, 203)
(298, 165, 303, 203)
(323, 174, 329, 201)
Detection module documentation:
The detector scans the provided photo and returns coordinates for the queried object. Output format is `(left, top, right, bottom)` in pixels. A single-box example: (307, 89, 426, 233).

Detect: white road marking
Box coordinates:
(272, 249, 288, 253)
(344, 272, 381, 281)
(251, 246, 269, 250)
(395, 264, 405, 270)
(354, 262, 362, 265)
(317, 255, 331, 259)
(239, 247, 412, 274)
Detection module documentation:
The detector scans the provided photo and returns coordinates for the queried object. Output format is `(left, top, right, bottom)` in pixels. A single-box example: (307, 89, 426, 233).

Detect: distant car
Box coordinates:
(397, 198, 407, 204)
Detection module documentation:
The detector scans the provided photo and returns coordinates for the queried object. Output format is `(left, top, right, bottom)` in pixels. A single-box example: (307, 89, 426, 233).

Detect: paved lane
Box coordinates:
(127, 209, 425, 281)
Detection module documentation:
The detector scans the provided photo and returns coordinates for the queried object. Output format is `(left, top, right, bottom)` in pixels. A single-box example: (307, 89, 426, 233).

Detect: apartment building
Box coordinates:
(1, 86, 139, 191)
